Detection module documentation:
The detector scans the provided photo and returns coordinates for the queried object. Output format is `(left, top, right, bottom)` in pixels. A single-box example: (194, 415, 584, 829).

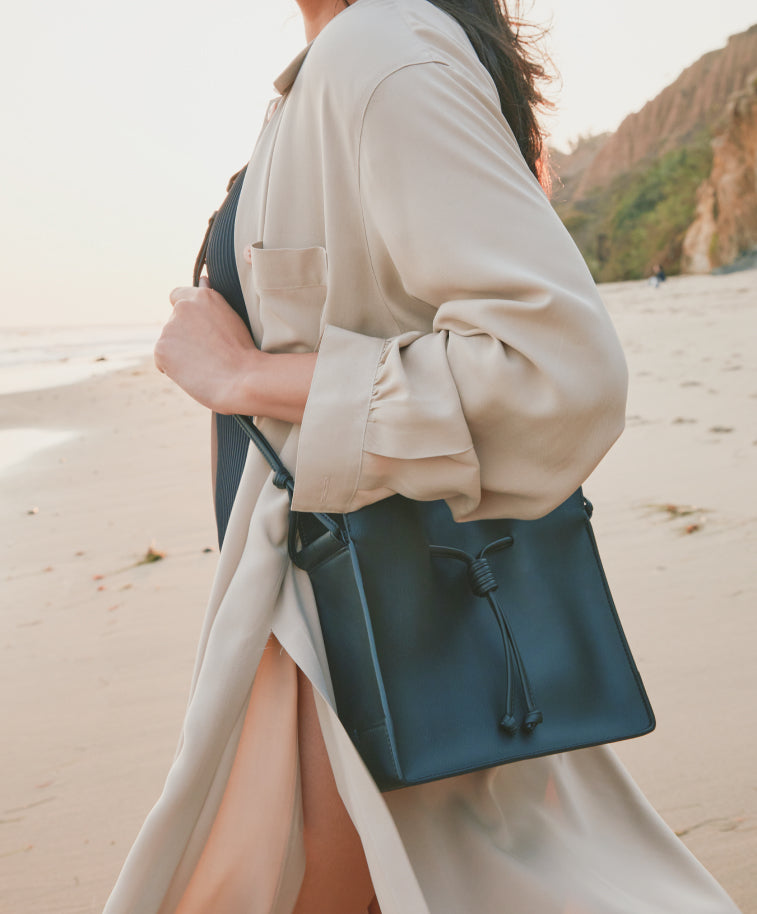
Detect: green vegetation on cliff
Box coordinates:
(556, 138, 713, 282)
(550, 25, 757, 280)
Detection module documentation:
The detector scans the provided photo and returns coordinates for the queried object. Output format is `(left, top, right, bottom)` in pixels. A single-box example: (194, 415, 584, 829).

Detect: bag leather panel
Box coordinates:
(310, 488, 654, 790)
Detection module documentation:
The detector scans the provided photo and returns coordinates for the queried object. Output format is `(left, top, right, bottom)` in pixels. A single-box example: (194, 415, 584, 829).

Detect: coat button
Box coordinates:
(243, 244, 253, 264)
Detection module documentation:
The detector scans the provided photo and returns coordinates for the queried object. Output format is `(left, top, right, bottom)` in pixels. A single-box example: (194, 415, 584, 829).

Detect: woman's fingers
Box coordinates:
(169, 276, 210, 306)
(169, 286, 195, 306)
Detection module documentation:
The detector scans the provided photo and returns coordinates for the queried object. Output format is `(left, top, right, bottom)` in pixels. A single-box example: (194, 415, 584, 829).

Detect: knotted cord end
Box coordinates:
(523, 709, 543, 732)
(499, 714, 518, 734)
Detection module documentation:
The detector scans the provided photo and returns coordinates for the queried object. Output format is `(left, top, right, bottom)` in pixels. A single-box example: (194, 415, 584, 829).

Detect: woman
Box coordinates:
(105, 1, 741, 912)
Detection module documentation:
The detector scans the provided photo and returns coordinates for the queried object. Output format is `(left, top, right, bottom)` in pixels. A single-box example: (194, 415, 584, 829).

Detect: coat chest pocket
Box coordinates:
(247, 242, 328, 353)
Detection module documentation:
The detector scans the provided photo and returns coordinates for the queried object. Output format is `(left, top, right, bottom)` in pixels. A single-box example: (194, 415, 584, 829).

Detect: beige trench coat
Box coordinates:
(104, 1, 740, 911)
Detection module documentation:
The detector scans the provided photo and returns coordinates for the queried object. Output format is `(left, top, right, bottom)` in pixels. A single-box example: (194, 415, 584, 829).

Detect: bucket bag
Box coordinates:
(233, 414, 655, 792)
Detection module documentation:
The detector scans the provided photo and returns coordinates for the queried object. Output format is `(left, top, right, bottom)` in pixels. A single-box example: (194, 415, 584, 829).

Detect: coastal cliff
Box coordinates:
(552, 25, 757, 281)
(681, 70, 757, 272)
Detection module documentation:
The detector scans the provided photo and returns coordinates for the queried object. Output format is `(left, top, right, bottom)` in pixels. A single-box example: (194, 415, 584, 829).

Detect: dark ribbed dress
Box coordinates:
(204, 167, 250, 548)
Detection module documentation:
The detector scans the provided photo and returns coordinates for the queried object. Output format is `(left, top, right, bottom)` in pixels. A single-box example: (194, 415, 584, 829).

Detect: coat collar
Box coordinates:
(273, 43, 313, 95)
(272, 0, 367, 95)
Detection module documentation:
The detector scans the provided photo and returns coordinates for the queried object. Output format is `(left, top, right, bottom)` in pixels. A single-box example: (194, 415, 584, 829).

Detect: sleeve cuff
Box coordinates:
(291, 324, 386, 512)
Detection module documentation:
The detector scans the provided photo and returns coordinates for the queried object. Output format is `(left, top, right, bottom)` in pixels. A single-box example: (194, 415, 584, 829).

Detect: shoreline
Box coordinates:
(0, 323, 160, 397)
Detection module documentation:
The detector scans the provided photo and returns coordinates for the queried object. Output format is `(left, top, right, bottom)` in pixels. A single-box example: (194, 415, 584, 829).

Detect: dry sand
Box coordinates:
(1, 270, 755, 913)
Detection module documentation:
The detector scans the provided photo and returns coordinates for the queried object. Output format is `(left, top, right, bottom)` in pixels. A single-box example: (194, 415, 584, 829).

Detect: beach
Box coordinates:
(1, 270, 755, 913)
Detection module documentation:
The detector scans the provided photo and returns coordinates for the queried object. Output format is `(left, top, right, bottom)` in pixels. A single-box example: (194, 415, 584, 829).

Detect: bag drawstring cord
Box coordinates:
(431, 539, 544, 735)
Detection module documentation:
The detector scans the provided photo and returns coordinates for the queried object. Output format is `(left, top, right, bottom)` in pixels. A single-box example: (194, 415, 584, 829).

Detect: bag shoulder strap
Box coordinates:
(233, 414, 294, 497)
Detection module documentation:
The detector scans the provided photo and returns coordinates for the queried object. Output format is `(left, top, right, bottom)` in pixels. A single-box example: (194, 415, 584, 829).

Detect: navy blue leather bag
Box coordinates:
(234, 415, 655, 792)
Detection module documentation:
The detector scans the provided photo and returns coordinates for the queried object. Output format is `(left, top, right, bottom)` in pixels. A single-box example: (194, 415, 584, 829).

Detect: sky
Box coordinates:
(1, 0, 755, 328)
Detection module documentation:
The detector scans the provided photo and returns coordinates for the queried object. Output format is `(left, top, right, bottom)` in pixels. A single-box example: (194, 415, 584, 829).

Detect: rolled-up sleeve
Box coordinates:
(292, 59, 627, 521)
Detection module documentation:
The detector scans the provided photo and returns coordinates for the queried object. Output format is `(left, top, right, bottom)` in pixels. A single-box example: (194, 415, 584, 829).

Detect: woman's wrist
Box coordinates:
(234, 350, 317, 425)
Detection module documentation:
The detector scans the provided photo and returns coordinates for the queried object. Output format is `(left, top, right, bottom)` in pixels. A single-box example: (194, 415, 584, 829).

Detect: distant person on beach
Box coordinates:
(650, 262, 667, 287)
(103, 1, 742, 912)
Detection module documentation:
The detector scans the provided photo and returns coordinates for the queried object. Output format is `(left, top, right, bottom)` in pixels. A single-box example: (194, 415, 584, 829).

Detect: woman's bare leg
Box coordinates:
(173, 636, 381, 914)
(292, 667, 380, 914)
(174, 636, 300, 914)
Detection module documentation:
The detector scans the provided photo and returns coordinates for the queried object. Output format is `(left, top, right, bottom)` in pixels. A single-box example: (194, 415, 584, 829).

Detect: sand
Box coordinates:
(1, 270, 755, 913)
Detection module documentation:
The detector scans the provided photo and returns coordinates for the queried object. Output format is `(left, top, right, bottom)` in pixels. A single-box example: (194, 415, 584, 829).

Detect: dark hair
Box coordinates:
(424, 0, 552, 188)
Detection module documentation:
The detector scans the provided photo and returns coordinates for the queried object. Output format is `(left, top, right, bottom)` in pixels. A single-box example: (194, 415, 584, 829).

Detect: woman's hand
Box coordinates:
(155, 278, 259, 415)
(155, 278, 316, 423)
